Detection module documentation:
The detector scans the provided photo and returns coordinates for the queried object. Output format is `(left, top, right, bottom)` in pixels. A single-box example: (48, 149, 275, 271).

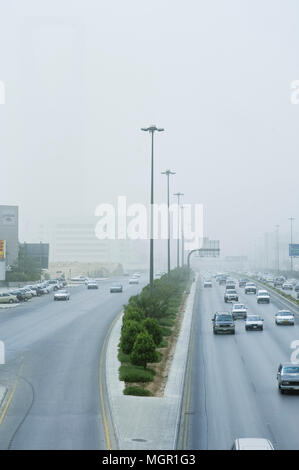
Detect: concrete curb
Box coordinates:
(105, 274, 198, 450)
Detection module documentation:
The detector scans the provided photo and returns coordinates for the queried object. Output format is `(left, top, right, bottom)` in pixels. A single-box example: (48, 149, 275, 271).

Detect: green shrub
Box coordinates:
(141, 317, 163, 346)
(158, 339, 168, 348)
(123, 386, 151, 396)
(159, 326, 172, 336)
(130, 331, 158, 369)
(159, 317, 175, 327)
(118, 349, 131, 363)
(123, 304, 145, 323)
(120, 320, 145, 355)
(119, 365, 155, 382)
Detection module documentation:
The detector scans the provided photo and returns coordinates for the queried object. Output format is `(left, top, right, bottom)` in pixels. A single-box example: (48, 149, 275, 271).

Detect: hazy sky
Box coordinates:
(1, 0, 299, 256)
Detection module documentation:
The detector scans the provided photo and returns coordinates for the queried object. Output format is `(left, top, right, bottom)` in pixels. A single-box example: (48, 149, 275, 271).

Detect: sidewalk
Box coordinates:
(105, 275, 198, 450)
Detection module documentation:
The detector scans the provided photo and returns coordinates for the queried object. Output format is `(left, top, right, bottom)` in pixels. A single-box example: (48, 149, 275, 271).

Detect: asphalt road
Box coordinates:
(181, 275, 299, 450)
(0, 277, 146, 449)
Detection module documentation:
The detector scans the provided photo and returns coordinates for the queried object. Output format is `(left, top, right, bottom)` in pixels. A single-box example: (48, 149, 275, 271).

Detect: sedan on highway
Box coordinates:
(277, 363, 299, 393)
(87, 281, 98, 289)
(203, 280, 212, 288)
(245, 314, 264, 331)
(275, 310, 295, 325)
(110, 285, 123, 293)
(257, 289, 270, 304)
(232, 303, 247, 320)
(232, 438, 274, 450)
(245, 283, 257, 294)
(212, 312, 235, 334)
(282, 282, 293, 291)
(129, 278, 139, 285)
(224, 289, 239, 303)
(54, 289, 70, 301)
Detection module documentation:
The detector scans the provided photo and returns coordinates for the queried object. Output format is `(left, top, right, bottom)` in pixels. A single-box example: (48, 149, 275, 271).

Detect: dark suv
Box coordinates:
(212, 312, 235, 334)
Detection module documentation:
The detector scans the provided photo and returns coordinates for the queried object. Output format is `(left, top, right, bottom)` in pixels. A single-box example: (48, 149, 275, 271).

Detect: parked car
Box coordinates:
(19, 288, 32, 300)
(224, 289, 239, 303)
(0, 292, 18, 304)
(245, 315, 264, 331)
(110, 285, 123, 293)
(277, 363, 299, 393)
(212, 312, 235, 334)
(275, 310, 295, 325)
(232, 303, 247, 320)
(231, 438, 274, 450)
(54, 289, 70, 301)
(9, 289, 28, 302)
(257, 290, 270, 304)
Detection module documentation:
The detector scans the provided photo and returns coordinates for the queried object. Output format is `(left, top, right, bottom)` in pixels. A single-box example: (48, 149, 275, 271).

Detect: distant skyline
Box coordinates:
(1, 0, 299, 260)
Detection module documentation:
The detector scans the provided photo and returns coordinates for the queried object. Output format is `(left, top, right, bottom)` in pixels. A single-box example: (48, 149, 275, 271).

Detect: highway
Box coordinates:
(180, 274, 299, 450)
(0, 277, 145, 450)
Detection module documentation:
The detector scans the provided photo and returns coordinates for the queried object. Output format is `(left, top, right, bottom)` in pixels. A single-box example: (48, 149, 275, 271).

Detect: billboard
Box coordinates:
(289, 244, 299, 257)
(0, 240, 5, 259)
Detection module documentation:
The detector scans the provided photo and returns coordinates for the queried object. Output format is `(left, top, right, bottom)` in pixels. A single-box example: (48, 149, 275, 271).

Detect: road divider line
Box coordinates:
(0, 362, 24, 428)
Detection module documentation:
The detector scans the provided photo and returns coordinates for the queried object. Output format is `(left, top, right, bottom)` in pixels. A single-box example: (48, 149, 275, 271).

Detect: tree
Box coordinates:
(141, 318, 163, 346)
(130, 331, 157, 369)
(120, 320, 145, 355)
(123, 304, 145, 324)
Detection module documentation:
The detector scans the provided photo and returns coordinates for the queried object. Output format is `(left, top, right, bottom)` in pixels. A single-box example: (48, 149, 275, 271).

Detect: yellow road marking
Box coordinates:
(0, 362, 24, 427)
(99, 311, 123, 450)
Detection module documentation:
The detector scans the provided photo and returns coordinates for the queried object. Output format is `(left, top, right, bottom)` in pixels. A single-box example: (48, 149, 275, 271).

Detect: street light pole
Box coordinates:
(181, 204, 185, 267)
(289, 217, 295, 272)
(275, 225, 280, 273)
(141, 125, 164, 292)
(174, 192, 184, 268)
(161, 169, 175, 278)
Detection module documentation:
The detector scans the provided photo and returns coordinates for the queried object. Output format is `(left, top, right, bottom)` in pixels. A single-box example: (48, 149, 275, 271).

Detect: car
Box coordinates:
(294, 284, 299, 292)
(87, 281, 98, 289)
(275, 310, 295, 325)
(232, 303, 247, 320)
(257, 289, 270, 304)
(226, 280, 236, 290)
(282, 282, 293, 291)
(0, 293, 18, 304)
(129, 278, 139, 285)
(9, 289, 28, 302)
(224, 289, 239, 303)
(203, 280, 212, 288)
(231, 438, 274, 450)
(277, 363, 299, 393)
(19, 288, 32, 299)
(245, 283, 257, 294)
(54, 289, 70, 301)
(274, 276, 285, 287)
(23, 287, 36, 297)
(110, 285, 123, 293)
(212, 312, 235, 334)
(245, 314, 264, 331)
(238, 279, 248, 288)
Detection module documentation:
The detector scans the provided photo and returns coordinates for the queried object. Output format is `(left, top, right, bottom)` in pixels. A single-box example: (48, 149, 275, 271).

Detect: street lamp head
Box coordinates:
(161, 169, 176, 176)
(141, 125, 165, 133)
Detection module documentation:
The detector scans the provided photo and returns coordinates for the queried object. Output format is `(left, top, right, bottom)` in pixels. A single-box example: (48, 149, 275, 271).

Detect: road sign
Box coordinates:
(0, 240, 5, 259)
(289, 244, 299, 257)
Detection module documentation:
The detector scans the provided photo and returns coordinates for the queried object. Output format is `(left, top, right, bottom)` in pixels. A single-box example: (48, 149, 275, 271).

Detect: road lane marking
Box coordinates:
(99, 310, 122, 450)
(0, 362, 24, 428)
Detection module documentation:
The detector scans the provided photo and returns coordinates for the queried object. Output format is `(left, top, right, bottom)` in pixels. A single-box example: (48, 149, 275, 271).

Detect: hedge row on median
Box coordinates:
(119, 267, 191, 395)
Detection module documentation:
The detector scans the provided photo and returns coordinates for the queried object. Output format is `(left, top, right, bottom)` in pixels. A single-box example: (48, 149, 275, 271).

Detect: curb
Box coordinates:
(105, 274, 199, 450)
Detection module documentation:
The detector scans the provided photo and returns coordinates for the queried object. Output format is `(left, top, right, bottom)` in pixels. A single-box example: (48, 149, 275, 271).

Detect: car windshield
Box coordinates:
(282, 366, 299, 374)
(247, 316, 261, 321)
(227, 290, 236, 294)
(234, 304, 245, 309)
(259, 291, 268, 295)
(278, 311, 293, 316)
(216, 315, 232, 321)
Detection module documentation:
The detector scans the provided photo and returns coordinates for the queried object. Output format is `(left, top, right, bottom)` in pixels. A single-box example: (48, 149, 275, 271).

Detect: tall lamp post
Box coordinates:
(174, 192, 184, 268)
(289, 217, 295, 272)
(161, 169, 176, 278)
(275, 224, 280, 272)
(181, 204, 185, 267)
(141, 125, 164, 291)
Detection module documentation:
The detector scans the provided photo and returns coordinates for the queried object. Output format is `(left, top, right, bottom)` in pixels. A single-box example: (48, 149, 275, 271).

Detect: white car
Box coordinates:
(129, 278, 139, 285)
(282, 282, 293, 290)
(203, 280, 212, 288)
(232, 438, 274, 450)
(54, 289, 70, 301)
(256, 289, 270, 304)
(232, 303, 247, 320)
(275, 310, 295, 325)
(245, 314, 264, 331)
